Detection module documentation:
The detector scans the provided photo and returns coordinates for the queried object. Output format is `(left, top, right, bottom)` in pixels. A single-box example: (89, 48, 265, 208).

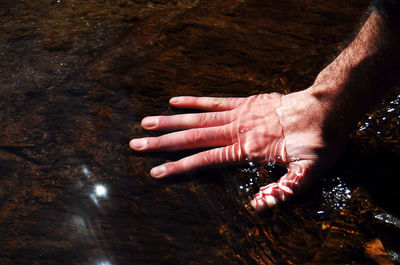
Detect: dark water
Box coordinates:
(1, 0, 399, 264)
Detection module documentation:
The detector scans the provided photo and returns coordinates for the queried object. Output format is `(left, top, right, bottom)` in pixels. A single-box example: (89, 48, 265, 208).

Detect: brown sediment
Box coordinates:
(0, 0, 399, 264)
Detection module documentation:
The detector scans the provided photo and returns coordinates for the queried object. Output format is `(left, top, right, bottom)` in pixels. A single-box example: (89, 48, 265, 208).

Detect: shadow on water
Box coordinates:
(0, 0, 400, 264)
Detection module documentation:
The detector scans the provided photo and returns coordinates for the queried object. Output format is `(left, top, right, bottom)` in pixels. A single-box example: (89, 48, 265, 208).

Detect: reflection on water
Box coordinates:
(96, 260, 112, 265)
(357, 93, 400, 149)
(90, 184, 108, 206)
(375, 213, 400, 229)
(0, 0, 399, 264)
(82, 165, 91, 178)
(94, 184, 107, 198)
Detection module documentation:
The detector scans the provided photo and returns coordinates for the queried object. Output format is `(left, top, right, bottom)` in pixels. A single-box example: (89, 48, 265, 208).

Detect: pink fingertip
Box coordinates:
(150, 165, 167, 178)
(141, 117, 158, 129)
(264, 195, 277, 207)
(251, 195, 278, 211)
(251, 198, 267, 211)
(250, 199, 259, 209)
(130, 138, 147, 150)
(169, 97, 184, 104)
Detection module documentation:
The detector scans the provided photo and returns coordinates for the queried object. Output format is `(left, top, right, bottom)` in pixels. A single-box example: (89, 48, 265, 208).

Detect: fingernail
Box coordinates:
(142, 117, 158, 128)
(170, 97, 183, 104)
(150, 165, 166, 178)
(130, 138, 147, 150)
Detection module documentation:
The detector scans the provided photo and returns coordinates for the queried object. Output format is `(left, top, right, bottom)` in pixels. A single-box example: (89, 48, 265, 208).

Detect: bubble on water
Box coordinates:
(321, 176, 352, 212)
(358, 94, 399, 134)
(237, 161, 263, 196)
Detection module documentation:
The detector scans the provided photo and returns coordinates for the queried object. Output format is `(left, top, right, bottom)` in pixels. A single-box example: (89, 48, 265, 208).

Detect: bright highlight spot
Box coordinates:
(95, 184, 107, 197)
(82, 165, 91, 178)
(96, 260, 111, 265)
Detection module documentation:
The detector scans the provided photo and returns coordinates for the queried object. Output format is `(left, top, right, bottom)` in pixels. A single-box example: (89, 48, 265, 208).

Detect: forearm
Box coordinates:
(307, 10, 400, 136)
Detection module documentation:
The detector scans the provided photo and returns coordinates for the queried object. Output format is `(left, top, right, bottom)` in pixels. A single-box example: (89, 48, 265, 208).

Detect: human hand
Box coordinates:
(130, 91, 345, 211)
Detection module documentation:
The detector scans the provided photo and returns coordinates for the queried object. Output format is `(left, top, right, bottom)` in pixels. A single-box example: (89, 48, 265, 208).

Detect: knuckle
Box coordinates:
(166, 161, 179, 174)
(201, 151, 213, 164)
(241, 141, 259, 158)
(198, 114, 208, 126)
(211, 98, 224, 109)
(185, 130, 202, 144)
(211, 112, 222, 123)
(151, 137, 161, 150)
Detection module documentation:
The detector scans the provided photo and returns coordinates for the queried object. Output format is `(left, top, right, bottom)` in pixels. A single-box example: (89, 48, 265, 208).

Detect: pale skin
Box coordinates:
(130, 10, 400, 211)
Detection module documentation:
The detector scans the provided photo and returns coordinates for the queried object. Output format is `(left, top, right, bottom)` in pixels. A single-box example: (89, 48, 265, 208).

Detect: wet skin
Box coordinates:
(130, 91, 342, 211)
(131, 11, 400, 211)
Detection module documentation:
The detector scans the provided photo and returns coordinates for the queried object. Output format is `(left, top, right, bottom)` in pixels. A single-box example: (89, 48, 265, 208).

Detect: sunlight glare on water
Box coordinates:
(96, 260, 112, 265)
(358, 94, 400, 133)
(95, 184, 107, 197)
(374, 212, 400, 229)
(90, 184, 108, 206)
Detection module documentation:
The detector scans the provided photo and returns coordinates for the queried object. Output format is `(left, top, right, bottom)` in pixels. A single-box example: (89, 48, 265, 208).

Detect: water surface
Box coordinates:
(0, 0, 399, 264)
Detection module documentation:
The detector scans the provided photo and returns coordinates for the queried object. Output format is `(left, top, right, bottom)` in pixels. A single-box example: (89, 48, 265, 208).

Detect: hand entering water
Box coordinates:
(130, 11, 400, 211)
(130, 91, 344, 211)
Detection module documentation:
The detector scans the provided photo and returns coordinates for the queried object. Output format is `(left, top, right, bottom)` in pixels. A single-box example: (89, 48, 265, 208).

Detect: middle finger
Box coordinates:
(141, 111, 232, 131)
(130, 124, 234, 151)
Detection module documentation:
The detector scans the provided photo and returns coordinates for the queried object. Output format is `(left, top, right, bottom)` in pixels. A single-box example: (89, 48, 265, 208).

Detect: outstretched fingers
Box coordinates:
(149, 143, 242, 178)
(169, 96, 245, 111)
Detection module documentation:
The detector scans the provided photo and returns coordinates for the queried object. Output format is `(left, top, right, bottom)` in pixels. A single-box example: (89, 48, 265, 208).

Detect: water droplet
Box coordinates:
(358, 122, 369, 131)
(387, 107, 395, 113)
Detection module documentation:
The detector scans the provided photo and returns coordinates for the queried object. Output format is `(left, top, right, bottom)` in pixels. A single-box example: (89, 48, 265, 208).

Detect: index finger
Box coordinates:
(169, 96, 245, 111)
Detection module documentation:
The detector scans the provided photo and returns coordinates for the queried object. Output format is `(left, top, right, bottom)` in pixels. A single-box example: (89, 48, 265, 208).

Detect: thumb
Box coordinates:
(250, 160, 313, 211)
